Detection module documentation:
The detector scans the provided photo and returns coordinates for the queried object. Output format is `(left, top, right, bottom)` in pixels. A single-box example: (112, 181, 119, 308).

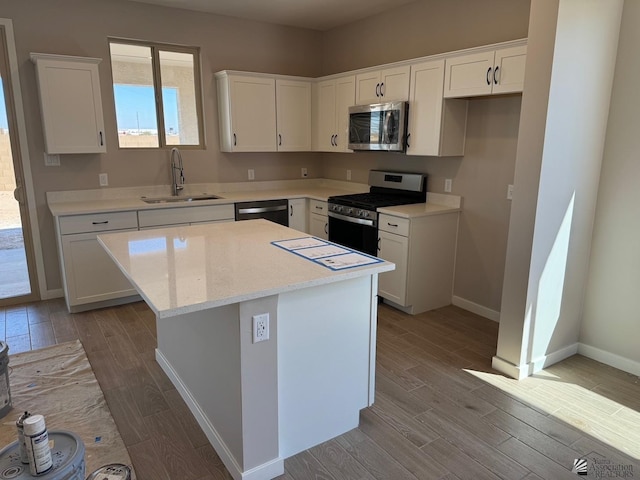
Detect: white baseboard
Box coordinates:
(578, 343, 640, 377)
(156, 349, 284, 480)
(492, 342, 579, 380)
(452, 296, 500, 322)
(529, 343, 579, 375)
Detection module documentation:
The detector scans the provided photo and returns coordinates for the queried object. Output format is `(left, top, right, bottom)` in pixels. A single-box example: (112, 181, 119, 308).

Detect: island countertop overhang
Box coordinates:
(97, 219, 394, 318)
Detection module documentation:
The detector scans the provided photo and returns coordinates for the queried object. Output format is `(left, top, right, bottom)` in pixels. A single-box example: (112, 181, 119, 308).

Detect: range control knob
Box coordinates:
(346, 208, 353, 215)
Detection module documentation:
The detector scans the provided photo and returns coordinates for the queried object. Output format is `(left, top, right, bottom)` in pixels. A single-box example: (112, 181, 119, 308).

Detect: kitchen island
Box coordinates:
(97, 219, 393, 480)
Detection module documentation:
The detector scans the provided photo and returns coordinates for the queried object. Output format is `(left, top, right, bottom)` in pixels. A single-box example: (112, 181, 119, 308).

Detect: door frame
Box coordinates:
(0, 18, 47, 303)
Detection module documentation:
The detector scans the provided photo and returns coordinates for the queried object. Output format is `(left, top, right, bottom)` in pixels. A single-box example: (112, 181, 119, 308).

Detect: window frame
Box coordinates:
(108, 37, 205, 150)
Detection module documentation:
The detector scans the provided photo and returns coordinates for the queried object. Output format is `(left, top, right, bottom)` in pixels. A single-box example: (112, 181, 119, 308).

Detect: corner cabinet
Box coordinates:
(406, 59, 468, 157)
(30, 53, 106, 154)
(312, 75, 355, 152)
(215, 71, 311, 152)
(443, 44, 527, 98)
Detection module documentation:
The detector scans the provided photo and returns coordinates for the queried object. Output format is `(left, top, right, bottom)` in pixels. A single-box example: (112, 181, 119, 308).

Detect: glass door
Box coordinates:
(0, 24, 38, 305)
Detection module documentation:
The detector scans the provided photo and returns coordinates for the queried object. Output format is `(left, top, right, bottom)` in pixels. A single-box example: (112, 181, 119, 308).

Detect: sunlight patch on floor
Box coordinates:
(466, 368, 640, 460)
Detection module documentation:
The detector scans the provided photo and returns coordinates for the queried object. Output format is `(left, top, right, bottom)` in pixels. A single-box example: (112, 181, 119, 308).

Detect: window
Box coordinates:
(109, 40, 204, 149)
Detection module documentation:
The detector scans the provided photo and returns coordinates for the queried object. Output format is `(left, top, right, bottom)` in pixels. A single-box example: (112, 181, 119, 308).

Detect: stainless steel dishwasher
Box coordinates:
(234, 199, 289, 226)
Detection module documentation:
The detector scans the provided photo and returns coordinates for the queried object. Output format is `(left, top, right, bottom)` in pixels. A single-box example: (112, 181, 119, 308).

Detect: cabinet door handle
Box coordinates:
(331, 134, 334, 146)
(99, 131, 104, 146)
(324, 222, 328, 234)
(406, 133, 410, 149)
(377, 238, 381, 251)
(380, 82, 385, 97)
(375, 83, 380, 97)
(486, 67, 492, 85)
(387, 222, 398, 227)
(233, 133, 237, 146)
(279, 134, 282, 146)
(493, 65, 499, 85)
(290, 205, 293, 216)
(92, 220, 109, 225)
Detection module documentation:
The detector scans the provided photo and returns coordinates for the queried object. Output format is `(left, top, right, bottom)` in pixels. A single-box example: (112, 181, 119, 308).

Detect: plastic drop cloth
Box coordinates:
(0, 340, 135, 477)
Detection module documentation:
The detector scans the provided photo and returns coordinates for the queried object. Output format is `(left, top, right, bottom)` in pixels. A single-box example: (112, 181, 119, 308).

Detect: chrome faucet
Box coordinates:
(170, 147, 185, 196)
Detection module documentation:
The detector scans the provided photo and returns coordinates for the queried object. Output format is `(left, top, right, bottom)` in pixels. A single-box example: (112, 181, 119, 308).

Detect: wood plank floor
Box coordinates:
(1, 299, 638, 479)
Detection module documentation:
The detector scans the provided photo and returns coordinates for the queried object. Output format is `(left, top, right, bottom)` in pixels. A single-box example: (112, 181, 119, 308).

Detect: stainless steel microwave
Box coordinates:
(348, 101, 409, 152)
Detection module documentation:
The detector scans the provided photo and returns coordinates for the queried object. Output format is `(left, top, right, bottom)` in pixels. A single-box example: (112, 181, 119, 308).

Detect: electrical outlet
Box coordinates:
(252, 313, 269, 343)
(44, 153, 60, 166)
(301, 167, 308, 178)
(99, 173, 109, 187)
(507, 184, 514, 200)
(444, 178, 452, 193)
(248, 169, 255, 181)
(347, 169, 352, 181)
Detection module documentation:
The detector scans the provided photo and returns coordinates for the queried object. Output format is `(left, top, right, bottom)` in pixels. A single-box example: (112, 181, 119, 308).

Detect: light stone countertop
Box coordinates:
(47, 179, 368, 217)
(97, 219, 394, 318)
(46, 179, 462, 219)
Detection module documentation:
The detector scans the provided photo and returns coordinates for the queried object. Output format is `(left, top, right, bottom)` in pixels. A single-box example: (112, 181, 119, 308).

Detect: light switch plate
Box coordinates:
(99, 173, 109, 187)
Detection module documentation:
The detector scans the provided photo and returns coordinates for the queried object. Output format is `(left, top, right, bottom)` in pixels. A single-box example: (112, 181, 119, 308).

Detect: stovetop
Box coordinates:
(328, 192, 424, 210)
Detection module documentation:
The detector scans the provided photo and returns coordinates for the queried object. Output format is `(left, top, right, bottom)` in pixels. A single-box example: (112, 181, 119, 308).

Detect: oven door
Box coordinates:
(328, 212, 378, 256)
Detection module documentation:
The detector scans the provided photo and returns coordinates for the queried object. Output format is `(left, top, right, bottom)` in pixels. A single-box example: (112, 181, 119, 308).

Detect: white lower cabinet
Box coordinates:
(308, 200, 328, 239)
(56, 211, 139, 312)
(288, 198, 308, 232)
(377, 230, 409, 305)
(377, 212, 459, 314)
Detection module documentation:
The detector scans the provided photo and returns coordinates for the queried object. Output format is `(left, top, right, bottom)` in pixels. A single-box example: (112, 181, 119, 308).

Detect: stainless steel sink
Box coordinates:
(141, 194, 223, 204)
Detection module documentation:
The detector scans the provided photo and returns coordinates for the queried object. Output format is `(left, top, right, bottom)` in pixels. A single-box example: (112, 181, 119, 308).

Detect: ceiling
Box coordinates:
(123, 0, 418, 31)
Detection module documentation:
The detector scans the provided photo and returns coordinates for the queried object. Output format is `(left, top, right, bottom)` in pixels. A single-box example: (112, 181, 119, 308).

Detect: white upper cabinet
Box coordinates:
(31, 53, 106, 154)
(312, 75, 355, 152)
(406, 59, 468, 157)
(216, 72, 277, 152)
(443, 45, 527, 98)
(216, 71, 312, 152)
(276, 79, 311, 151)
(355, 66, 410, 104)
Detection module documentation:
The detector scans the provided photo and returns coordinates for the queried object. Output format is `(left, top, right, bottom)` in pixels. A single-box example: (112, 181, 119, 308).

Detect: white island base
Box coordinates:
(97, 220, 390, 480)
(155, 276, 378, 479)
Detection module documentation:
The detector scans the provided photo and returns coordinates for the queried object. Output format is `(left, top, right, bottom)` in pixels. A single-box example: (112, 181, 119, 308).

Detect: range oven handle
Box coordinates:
(328, 210, 376, 227)
(237, 205, 287, 214)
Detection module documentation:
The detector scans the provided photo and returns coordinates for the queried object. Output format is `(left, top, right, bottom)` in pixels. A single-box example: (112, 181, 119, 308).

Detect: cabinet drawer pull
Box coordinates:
(493, 65, 500, 85)
(92, 220, 109, 225)
(315, 205, 324, 210)
(387, 222, 398, 227)
(486, 67, 492, 85)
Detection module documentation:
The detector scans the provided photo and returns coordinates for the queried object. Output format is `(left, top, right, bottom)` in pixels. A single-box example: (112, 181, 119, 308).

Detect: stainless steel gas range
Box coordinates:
(327, 170, 427, 256)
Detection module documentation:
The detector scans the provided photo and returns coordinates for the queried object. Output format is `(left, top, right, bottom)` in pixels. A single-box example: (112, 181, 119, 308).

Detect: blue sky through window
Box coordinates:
(113, 84, 179, 132)
(0, 78, 8, 130)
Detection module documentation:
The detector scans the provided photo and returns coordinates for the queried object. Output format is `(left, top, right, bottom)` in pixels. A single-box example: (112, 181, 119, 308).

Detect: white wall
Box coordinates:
(580, 0, 640, 376)
(494, 0, 623, 378)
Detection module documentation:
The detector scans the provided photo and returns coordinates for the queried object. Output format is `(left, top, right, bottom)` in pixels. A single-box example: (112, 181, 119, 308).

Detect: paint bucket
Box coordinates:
(0, 342, 11, 419)
(0, 430, 85, 479)
(85, 463, 132, 480)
